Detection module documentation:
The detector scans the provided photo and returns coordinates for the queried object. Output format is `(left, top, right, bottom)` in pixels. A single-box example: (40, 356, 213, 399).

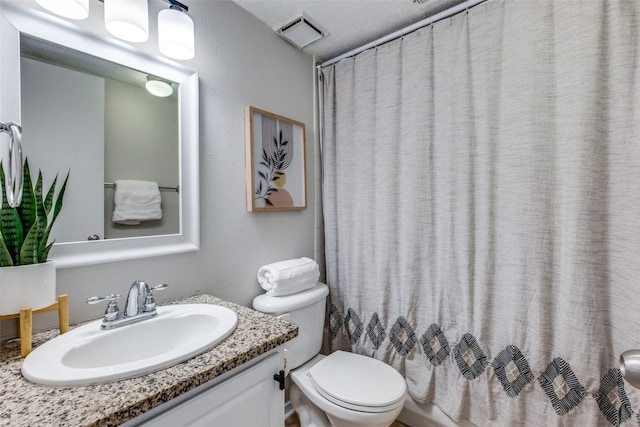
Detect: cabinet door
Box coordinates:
(141, 351, 284, 427)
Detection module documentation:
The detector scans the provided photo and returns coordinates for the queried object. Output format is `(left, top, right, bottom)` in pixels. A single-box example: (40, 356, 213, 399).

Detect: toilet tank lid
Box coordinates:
(253, 282, 329, 314)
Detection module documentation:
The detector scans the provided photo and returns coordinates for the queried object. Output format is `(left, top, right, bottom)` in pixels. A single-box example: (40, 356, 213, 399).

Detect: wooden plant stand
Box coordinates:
(0, 294, 69, 357)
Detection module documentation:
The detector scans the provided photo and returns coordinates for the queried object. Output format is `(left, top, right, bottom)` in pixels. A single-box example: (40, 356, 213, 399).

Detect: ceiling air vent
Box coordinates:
(276, 16, 325, 49)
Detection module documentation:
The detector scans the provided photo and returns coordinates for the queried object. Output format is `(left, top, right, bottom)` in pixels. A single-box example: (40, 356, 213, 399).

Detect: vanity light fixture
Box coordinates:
(104, 0, 149, 43)
(34, 0, 195, 60)
(158, 2, 195, 60)
(145, 76, 173, 97)
(35, 0, 89, 20)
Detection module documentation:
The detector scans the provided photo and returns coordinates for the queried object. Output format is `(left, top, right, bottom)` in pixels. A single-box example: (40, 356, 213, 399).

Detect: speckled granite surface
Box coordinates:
(0, 294, 298, 427)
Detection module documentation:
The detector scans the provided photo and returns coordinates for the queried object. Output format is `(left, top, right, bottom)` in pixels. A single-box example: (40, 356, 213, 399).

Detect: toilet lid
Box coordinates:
(308, 351, 406, 412)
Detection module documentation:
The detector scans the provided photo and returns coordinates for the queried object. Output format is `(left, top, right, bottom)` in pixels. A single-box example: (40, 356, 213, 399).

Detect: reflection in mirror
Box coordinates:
(20, 35, 180, 243)
(0, 3, 199, 268)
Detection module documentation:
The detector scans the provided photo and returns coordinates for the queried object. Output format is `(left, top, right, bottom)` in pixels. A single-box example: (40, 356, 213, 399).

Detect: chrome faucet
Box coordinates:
(125, 280, 152, 317)
(87, 281, 168, 329)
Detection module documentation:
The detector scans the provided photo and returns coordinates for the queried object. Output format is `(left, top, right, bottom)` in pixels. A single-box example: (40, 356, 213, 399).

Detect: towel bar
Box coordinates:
(104, 182, 179, 193)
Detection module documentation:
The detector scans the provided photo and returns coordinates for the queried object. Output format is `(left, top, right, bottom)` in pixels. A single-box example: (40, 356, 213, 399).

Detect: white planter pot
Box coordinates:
(0, 260, 56, 316)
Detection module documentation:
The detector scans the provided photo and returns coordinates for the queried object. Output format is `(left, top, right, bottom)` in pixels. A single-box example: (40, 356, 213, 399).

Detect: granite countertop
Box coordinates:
(0, 294, 298, 427)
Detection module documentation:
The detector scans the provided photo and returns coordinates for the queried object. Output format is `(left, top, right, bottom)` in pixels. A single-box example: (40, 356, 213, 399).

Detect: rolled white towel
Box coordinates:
(257, 257, 320, 296)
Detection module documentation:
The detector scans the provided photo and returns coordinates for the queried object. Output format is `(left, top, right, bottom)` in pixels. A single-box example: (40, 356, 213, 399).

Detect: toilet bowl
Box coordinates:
(290, 352, 406, 427)
(253, 282, 407, 427)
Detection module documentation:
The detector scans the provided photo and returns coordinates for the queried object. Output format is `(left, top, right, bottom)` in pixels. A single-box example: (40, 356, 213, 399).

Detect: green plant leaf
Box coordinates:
(0, 232, 14, 267)
(19, 221, 39, 265)
(40, 240, 55, 264)
(17, 159, 36, 241)
(39, 221, 54, 261)
(0, 206, 22, 264)
(0, 164, 23, 264)
(52, 171, 69, 222)
(43, 174, 58, 215)
(34, 171, 48, 255)
(38, 171, 68, 260)
(0, 158, 69, 266)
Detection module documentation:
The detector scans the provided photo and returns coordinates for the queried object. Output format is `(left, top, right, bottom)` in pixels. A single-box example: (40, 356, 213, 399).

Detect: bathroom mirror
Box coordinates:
(0, 4, 199, 268)
(21, 36, 181, 243)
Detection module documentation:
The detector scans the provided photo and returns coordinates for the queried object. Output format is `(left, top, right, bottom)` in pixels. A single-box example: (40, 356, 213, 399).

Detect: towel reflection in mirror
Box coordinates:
(112, 180, 162, 225)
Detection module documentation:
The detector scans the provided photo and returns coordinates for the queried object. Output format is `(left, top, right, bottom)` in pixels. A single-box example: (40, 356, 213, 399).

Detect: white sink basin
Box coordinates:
(21, 304, 238, 386)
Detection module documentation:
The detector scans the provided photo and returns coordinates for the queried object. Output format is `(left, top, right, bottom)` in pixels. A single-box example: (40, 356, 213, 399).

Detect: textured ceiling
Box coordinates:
(231, 0, 466, 62)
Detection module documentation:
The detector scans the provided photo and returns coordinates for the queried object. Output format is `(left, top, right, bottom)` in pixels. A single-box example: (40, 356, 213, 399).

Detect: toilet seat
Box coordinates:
(307, 351, 406, 413)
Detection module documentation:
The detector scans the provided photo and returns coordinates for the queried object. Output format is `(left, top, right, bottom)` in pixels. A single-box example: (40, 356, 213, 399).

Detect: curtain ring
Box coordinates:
(0, 121, 24, 208)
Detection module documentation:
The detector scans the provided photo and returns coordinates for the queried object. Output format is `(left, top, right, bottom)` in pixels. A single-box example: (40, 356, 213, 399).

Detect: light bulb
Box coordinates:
(158, 7, 195, 60)
(104, 0, 149, 43)
(146, 77, 173, 98)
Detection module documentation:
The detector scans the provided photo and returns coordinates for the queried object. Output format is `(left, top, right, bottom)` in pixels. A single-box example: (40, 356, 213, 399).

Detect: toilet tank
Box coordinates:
(253, 283, 329, 370)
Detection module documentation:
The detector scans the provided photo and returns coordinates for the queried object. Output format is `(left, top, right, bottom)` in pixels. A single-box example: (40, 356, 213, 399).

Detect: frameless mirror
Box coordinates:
(0, 3, 199, 268)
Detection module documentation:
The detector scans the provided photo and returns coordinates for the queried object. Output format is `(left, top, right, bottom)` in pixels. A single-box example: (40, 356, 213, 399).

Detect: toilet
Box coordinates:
(253, 282, 407, 427)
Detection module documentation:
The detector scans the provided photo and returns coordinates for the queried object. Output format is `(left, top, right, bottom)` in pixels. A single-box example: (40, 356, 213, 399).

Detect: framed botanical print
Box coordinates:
(245, 106, 307, 211)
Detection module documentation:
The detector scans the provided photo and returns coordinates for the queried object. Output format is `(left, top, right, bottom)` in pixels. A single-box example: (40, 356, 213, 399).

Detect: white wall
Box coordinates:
(1, 0, 317, 337)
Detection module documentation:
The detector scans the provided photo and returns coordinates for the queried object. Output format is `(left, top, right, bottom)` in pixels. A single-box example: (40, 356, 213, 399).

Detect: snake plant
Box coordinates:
(0, 159, 69, 266)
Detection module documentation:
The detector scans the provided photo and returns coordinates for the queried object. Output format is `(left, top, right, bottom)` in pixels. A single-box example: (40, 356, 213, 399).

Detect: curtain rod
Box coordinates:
(319, 0, 488, 68)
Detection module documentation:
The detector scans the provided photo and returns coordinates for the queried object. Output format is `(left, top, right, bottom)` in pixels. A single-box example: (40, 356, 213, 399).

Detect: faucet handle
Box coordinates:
(87, 294, 121, 322)
(143, 284, 169, 313)
(87, 294, 121, 304)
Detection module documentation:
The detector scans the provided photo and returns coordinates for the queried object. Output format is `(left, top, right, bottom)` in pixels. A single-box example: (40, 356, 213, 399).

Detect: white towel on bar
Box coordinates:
(112, 180, 162, 225)
(257, 257, 320, 296)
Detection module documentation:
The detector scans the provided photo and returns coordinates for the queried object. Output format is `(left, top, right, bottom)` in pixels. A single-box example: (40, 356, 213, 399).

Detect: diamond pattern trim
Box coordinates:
(492, 345, 534, 398)
(453, 333, 488, 380)
(329, 305, 633, 424)
(344, 308, 364, 344)
(329, 304, 343, 339)
(389, 316, 417, 356)
(366, 312, 386, 349)
(420, 324, 450, 367)
(595, 368, 632, 426)
(538, 358, 586, 416)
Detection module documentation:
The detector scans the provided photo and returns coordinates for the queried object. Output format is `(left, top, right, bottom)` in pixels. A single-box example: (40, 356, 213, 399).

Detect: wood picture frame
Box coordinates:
(245, 106, 307, 211)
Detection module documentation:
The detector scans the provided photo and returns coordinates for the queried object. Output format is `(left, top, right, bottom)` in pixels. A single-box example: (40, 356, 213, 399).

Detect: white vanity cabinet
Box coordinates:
(125, 348, 285, 427)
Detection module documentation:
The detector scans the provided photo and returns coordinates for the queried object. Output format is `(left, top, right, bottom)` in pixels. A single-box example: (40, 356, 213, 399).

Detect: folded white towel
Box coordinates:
(112, 180, 162, 225)
(257, 257, 320, 296)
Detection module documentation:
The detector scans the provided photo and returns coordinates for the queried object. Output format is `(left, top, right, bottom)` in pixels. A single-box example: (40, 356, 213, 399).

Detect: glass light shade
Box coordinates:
(146, 77, 173, 98)
(158, 8, 195, 60)
(104, 0, 149, 43)
(35, 0, 89, 20)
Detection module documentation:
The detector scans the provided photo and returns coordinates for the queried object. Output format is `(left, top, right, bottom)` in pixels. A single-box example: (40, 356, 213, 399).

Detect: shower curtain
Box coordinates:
(320, 1, 640, 425)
